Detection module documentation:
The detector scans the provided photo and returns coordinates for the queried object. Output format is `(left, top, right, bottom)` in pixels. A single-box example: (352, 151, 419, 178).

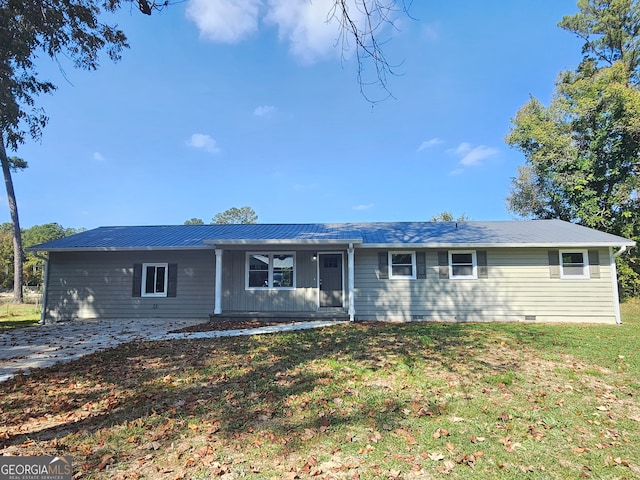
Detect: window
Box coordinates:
(449, 251, 477, 279)
(142, 263, 168, 297)
(560, 250, 589, 279)
(389, 251, 416, 279)
(247, 253, 295, 289)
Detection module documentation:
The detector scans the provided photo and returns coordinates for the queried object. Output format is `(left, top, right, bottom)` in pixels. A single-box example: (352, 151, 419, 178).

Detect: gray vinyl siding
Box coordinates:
(354, 248, 618, 323)
(221, 250, 318, 312)
(44, 250, 215, 321)
(44, 246, 619, 323)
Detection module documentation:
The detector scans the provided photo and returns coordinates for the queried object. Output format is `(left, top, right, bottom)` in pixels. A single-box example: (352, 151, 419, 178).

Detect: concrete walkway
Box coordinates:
(0, 318, 347, 383)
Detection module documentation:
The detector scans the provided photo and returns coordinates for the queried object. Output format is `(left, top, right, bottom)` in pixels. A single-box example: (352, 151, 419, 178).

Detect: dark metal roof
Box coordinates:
(28, 220, 635, 251)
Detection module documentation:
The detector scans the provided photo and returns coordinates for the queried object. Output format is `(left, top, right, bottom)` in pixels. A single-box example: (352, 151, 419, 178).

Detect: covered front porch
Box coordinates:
(207, 239, 360, 321)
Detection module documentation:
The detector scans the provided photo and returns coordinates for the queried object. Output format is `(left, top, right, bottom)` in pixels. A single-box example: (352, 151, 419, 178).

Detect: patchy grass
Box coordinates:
(0, 301, 40, 330)
(1, 303, 639, 479)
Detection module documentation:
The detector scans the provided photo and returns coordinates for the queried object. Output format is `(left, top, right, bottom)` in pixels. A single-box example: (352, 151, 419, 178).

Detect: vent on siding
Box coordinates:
(525, 315, 536, 322)
(412, 315, 425, 321)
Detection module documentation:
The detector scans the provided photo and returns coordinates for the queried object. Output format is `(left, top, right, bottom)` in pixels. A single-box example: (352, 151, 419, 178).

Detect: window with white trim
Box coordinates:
(142, 263, 168, 297)
(449, 251, 477, 279)
(560, 250, 589, 279)
(389, 251, 416, 279)
(247, 253, 295, 289)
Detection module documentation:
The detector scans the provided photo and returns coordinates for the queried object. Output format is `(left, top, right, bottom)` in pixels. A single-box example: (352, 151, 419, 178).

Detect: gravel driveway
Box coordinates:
(0, 318, 345, 382)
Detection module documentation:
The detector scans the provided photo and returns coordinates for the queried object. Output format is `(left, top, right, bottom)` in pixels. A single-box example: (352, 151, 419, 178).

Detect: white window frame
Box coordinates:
(246, 252, 296, 290)
(560, 249, 590, 279)
(388, 251, 417, 280)
(449, 250, 477, 279)
(141, 262, 169, 297)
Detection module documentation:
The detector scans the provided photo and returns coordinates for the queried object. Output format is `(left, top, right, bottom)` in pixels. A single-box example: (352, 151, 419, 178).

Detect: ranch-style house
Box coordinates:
(29, 220, 635, 324)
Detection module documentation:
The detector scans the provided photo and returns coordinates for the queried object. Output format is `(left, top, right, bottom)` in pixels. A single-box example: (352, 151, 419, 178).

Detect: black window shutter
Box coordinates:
(477, 250, 488, 279)
(378, 252, 389, 279)
(416, 252, 427, 279)
(438, 251, 449, 279)
(167, 263, 178, 297)
(588, 250, 600, 279)
(132, 263, 142, 297)
(548, 250, 560, 279)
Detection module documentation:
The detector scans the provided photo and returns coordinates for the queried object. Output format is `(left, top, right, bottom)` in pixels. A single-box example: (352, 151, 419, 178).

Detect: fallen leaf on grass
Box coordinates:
(394, 428, 417, 445)
(358, 444, 374, 455)
(605, 455, 639, 472)
(457, 452, 482, 467)
(432, 428, 450, 439)
(139, 441, 161, 451)
(96, 454, 114, 471)
(388, 469, 402, 479)
(428, 452, 445, 461)
(210, 461, 232, 475)
(527, 425, 546, 441)
(499, 436, 521, 452)
(572, 447, 589, 454)
(436, 460, 455, 474)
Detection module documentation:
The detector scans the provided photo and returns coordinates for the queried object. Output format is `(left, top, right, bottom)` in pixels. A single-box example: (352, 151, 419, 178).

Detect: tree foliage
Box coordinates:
(430, 211, 470, 222)
(0, 222, 80, 288)
(507, 0, 640, 297)
(212, 206, 258, 225)
(559, 0, 640, 83)
(184, 218, 204, 225)
(0, 0, 132, 150)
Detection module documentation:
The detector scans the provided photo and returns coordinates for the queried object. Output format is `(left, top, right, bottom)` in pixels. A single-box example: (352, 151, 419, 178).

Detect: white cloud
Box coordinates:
(417, 138, 443, 152)
(184, 0, 374, 64)
(254, 105, 276, 117)
(186, 133, 220, 154)
(352, 203, 374, 211)
(185, 0, 261, 43)
(449, 168, 464, 176)
(451, 142, 498, 167)
(92, 152, 104, 161)
(265, 0, 347, 64)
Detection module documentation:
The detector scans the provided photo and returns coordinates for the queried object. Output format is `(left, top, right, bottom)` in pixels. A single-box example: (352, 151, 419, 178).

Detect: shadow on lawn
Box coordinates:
(1, 322, 505, 455)
(0, 318, 40, 330)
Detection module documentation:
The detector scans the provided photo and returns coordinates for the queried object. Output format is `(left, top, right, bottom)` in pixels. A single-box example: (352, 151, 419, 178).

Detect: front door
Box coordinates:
(319, 254, 343, 307)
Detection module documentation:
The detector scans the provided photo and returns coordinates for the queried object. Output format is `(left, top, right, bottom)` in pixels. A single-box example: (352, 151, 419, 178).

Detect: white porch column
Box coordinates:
(348, 243, 355, 322)
(214, 248, 223, 315)
(610, 247, 623, 324)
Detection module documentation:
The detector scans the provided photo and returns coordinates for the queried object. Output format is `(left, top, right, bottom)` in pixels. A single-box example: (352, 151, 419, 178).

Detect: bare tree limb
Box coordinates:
(329, 1, 413, 103)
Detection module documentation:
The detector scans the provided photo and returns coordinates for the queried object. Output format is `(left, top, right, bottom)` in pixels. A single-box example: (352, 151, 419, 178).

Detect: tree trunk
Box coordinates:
(0, 137, 23, 303)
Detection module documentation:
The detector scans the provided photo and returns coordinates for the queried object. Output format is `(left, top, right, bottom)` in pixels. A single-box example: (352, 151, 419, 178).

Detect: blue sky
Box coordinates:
(4, 1, 585, 230)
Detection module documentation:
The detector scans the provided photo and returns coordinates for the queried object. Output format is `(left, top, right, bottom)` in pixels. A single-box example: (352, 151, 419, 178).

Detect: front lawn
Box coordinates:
(0, 300, 41, 330)
(1, 302, 639, 479)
